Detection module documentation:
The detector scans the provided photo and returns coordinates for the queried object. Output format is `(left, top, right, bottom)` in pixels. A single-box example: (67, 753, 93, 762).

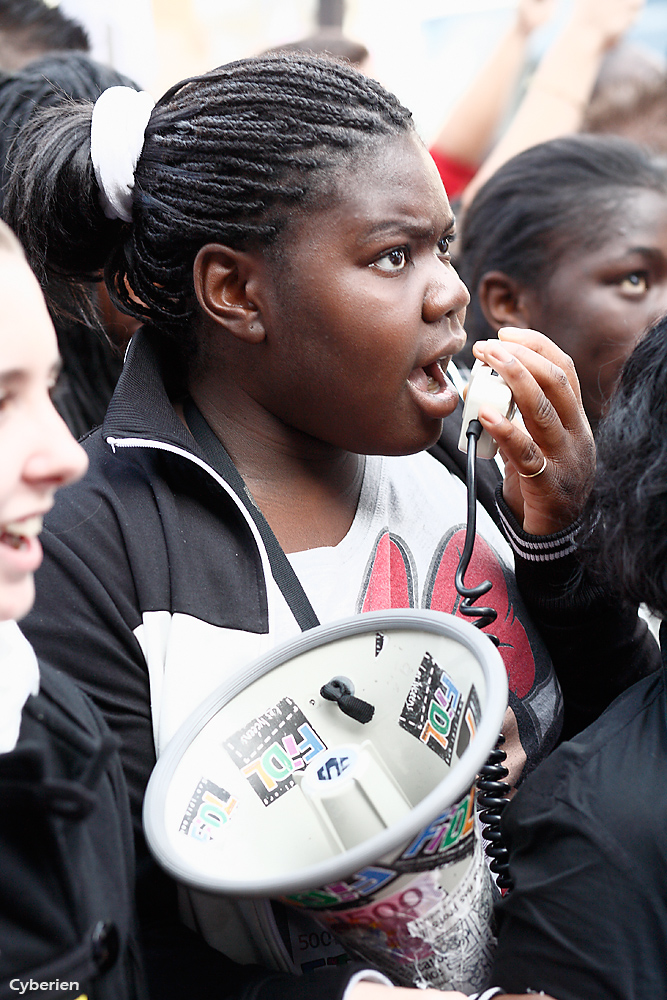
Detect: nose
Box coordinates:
(23, 400, 88, 489)
(423, 260, 470, 324)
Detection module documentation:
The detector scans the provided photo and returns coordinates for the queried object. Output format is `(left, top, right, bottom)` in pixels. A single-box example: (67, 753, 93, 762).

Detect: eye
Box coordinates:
(619, 272, 648, 295)
(437, 233, 456, 258)
(46, 362, 63, 403)
(373, 247, 409, 272)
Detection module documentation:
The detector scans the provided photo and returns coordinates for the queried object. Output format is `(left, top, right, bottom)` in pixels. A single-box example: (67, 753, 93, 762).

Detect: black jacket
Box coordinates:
(0, 662, 145, 1000)
(492, 625, 667, 1000)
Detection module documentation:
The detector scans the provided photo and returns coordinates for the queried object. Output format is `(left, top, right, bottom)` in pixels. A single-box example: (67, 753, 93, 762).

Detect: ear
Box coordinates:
(477, 271, 532, 331)
(193, 244, 265, 344)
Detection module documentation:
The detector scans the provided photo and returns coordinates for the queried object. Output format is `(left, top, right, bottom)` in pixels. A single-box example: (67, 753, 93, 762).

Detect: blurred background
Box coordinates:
(52, 0, 667, 143)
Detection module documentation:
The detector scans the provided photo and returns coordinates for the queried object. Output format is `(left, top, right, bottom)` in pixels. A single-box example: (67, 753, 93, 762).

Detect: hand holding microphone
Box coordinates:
(470, 328, 595, 536)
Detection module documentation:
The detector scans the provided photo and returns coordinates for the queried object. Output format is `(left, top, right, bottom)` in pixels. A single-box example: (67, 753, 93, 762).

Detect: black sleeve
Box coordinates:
(22, 513, 155, 833)
(0, 665, 145, 1000)
(21, 504, 366, 1000)
(496, 490, 661, 739)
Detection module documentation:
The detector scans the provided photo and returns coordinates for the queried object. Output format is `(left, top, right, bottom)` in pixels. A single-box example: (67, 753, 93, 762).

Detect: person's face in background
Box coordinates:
(0, 249, 87, 621)
(517, 188, 667, 429)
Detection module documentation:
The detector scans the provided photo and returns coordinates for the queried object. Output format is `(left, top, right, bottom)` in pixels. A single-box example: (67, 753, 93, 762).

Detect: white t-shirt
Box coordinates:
(155, 450, 560, 782)
(178, 450, 561, 982)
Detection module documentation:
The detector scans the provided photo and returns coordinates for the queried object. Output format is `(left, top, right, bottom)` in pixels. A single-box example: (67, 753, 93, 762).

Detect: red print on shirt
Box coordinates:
(360, 531, 416, 612)
(358, 528, 536, 700)
(424, 529, 535, 699)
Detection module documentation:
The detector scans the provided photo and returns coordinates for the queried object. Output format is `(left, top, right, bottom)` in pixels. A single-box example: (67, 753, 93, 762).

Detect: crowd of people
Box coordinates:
(1, 0, 666, 999)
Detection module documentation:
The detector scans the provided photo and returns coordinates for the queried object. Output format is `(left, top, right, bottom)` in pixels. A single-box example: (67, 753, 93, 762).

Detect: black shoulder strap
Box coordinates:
(183, 398, 320, 633)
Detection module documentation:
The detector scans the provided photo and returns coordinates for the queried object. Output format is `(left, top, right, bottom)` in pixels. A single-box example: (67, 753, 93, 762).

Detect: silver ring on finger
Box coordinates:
(518, 455, 547, 479)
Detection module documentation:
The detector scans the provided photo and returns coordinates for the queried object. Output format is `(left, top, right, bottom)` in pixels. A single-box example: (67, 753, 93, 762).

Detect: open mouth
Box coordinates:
(0, 515, 43, 551)
(407, 358, 449, 394)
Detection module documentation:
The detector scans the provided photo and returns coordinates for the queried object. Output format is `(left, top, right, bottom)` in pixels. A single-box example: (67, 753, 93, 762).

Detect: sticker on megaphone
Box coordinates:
(286, 746, 496, 992)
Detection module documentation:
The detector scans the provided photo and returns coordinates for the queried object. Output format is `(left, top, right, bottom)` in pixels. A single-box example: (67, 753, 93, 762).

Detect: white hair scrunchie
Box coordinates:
(90, 86, 156, 223)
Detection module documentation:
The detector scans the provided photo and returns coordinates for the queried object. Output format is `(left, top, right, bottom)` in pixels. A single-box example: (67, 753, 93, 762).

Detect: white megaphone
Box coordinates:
(143, 608, 508, 993)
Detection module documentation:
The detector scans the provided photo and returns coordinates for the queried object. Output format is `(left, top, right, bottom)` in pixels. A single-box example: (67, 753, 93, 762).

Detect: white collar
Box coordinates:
(0, 619, 39, 753)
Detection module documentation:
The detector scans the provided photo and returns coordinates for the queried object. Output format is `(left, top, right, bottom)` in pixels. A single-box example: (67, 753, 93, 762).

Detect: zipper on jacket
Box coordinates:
(105, 435, 276, 596)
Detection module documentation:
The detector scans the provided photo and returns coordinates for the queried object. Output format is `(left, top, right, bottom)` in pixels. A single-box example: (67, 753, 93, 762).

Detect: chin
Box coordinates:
(365, 423, 444, 458)
(0, 577, 35, 623)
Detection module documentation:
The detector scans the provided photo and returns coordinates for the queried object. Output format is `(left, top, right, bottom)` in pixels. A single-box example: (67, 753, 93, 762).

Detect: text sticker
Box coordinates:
(399, 652, 462, 765)
(225, 697, 326, 806)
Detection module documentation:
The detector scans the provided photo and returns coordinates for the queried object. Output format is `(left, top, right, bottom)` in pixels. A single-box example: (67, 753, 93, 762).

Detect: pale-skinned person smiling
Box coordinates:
(0, 224, 144, 999)
(0, 247, 86, 620)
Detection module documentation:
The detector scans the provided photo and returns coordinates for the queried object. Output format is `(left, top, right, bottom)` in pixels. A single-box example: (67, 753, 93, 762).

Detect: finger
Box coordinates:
(478, 402, 546, 476)
(473, 335, 584, 430)
(497, 326, 583, 404)
(472, 340, 578, 451)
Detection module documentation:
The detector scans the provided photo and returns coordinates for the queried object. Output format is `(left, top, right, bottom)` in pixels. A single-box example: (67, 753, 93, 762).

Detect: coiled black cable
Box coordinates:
(477, 735, 513, 890)
(455, 418, 513, 891)
(454, 420, 501, 639)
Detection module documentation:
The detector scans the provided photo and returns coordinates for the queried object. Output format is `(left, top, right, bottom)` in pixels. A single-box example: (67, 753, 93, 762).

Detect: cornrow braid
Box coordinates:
(6, 52, 414, 349)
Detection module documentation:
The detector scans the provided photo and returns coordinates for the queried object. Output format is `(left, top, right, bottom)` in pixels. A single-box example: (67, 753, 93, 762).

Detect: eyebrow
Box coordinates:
(0, 369, 25, 387)
(0, 357, 62, 386)
(361, 216, 456, 243)
(623, 245, 664, 260)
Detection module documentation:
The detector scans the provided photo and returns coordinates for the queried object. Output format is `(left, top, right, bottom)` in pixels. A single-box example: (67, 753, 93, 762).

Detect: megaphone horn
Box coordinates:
(144, 609, 508, 992)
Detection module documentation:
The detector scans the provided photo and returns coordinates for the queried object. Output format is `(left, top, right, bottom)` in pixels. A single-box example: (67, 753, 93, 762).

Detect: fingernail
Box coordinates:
(486, 342, 513, 364)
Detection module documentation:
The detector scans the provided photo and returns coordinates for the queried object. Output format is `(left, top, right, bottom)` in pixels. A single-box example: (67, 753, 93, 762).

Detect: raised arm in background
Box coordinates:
(460, 0, 644, 207)
(430, 0, 556, 183)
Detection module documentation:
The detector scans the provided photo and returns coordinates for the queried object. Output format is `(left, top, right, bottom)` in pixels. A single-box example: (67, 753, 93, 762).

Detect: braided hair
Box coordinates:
(5, 53, 414, 355)
(579, 313, 667, 618)
(0, 53, 141, 437)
